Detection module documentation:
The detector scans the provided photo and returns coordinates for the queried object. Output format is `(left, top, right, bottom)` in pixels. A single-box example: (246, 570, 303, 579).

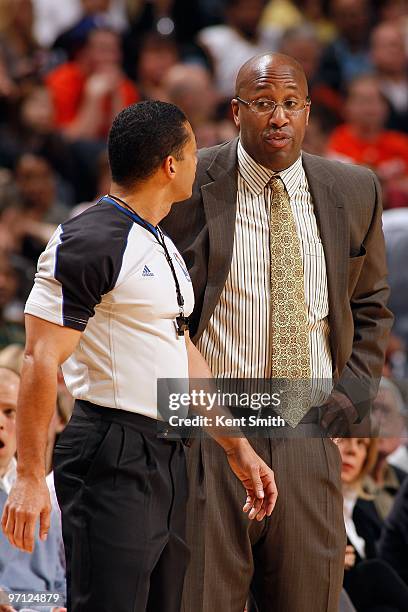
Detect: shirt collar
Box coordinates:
(237, 140, 304, 200)
(343, 487, 358, 519)
(0, 457, 17, 495)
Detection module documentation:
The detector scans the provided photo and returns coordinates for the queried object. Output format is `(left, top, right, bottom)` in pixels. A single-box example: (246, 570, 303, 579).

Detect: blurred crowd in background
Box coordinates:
(0, 0, 408, 610)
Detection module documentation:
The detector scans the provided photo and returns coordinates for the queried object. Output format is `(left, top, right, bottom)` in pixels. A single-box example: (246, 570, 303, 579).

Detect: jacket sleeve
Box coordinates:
(335, 171, 394, 420)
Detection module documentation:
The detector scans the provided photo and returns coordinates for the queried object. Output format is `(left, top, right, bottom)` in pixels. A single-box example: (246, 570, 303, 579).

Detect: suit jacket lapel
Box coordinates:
(302, 152, 349, 374)
(196, 147, 350, 375)
(196, 139, 239, 339)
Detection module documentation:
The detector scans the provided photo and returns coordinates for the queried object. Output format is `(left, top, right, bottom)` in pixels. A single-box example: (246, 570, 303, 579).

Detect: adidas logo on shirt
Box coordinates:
(142, 265, 154, 277)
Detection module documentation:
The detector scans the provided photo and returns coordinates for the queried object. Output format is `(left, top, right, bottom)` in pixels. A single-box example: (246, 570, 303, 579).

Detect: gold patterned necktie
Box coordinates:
(268, 175, 311, 426)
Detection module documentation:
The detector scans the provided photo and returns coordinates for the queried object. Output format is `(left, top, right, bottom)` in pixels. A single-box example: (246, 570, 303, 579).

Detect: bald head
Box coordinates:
(235, 53, 308, 98)
(371, 22, 406, 75)
(231, 52, 311, 172)
(163, 64, 217, 126)
(0, 367, 19, 477)
(0, 367, 20, 394)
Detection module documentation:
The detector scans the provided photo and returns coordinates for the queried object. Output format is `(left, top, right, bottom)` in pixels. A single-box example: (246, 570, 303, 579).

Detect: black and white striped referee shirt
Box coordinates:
(25, 196, 194, 419)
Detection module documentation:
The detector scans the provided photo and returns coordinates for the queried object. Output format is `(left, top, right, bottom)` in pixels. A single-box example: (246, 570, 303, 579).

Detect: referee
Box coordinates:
(2, 101, 277, 612)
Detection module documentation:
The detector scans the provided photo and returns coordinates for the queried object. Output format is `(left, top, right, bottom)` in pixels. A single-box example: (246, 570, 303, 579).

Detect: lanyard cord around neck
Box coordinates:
(107, 194, 188, 332)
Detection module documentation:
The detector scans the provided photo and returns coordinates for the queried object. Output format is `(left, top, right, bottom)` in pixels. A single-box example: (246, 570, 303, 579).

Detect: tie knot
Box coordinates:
(268, 175, 284, 191)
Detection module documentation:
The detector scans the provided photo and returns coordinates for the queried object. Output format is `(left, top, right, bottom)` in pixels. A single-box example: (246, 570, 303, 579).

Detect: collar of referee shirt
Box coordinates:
(103, 193, 189, 336)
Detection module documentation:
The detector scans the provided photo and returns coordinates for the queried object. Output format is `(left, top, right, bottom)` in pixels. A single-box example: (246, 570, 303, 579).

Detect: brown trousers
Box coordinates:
(181, 437, 345, 612)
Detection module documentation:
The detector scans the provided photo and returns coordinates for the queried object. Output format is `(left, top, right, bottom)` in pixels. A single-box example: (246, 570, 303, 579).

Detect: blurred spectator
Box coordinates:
(0, 0, 45, 102)
(379, 477, 408, 585)
(337, 436, 408, 611)
(383, 208, 408, 350)
(46, 27, 138, 141)
(388, 439, 408, 474)
(365, 379, 407, 520)
(133, 31, 180, 100)
(0, 254, 24, 350)
(261, 0, 335, 43)
(318, 0, 372, 92)
(125, 0, 211, 48)
(0, 344, 23, 375)
(383, 332, 407, 380)
(279, 24, 343, 118)
(32, 0, 79, 49)
(162, 63, 237, 147)
(302, 103, 340, 156)
(279, 23, 322, 82)
(52, 0, 129, 60)
(196, 0, 281, 99)
(0, 159, 64, 298)
(0, 367, 66, 611)
(0, 154, 69, 266)
(14, 153, 69, 225)
(338, 437, 380, 558)
(370, 21, 408, 133)
(0, 84, 77, 203)
(65, 149, 113, 220)
(33, 0, 128, 49)
(378, 0, 408, 50)
(328, 75, 408, 208)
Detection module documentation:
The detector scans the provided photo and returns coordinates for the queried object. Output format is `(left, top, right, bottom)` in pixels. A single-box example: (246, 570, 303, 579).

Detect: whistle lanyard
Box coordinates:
(105, 194, 189, 336)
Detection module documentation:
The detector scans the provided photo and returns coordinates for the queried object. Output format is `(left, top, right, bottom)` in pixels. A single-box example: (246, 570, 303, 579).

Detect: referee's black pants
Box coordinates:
(53, 400, 189, 612)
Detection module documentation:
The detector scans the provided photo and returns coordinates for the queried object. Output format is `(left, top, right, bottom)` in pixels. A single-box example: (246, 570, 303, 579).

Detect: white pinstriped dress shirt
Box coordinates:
(197, 141, 333, 401)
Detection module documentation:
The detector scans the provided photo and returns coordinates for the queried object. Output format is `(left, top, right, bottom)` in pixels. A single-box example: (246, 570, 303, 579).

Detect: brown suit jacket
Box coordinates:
(162, 138, 393, 419)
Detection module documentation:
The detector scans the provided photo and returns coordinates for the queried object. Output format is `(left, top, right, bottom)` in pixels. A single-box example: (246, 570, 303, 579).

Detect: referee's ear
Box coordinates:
(163, 155, 177, 180)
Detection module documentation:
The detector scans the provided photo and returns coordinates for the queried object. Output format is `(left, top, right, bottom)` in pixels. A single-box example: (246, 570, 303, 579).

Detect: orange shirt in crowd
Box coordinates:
(328, 124, 408, 178)
(46, 62, 139, 138)
(328, 125, 408, 207)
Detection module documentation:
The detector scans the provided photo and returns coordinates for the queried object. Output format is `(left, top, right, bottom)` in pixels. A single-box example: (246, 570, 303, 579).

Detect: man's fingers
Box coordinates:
(23, 517, 36, 553)
(15, 510, 35, 552)
(244, 469, 278, 519)
(254, 506, 267, 521)
(243, 494, 252, 513)
(39, 507, 50, 542)
(247, 493, 263, 519)
(327, 415, 348, 438)
(4, 507, 16, 548)
(250, 464, 265, 499)
(321, 410, 337, 429)
(1, 505, 9, 531)
(1, 477, 51, 552)
(13, 514, 25, 550)
(262, 474, 278, 515)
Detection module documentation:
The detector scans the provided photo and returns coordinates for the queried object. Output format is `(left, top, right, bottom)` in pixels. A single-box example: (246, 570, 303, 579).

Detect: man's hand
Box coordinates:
(344, 544, 356, 570)
(320, 391, 359, 437)
(0, 588, 16, 612)
(224, 439, 278, 521)
(0, 604, 16, 612)
(1, 475, 51, 552)
(85, 66, 123, 98)
(185, 336, 278, 518)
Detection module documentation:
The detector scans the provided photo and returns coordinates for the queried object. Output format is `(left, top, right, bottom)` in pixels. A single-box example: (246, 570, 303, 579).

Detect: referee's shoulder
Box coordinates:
(59, 200, 134, 252)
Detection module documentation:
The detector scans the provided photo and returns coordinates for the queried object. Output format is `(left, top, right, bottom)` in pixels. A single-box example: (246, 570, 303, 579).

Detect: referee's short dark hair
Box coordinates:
(108, 101, 189, 188)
